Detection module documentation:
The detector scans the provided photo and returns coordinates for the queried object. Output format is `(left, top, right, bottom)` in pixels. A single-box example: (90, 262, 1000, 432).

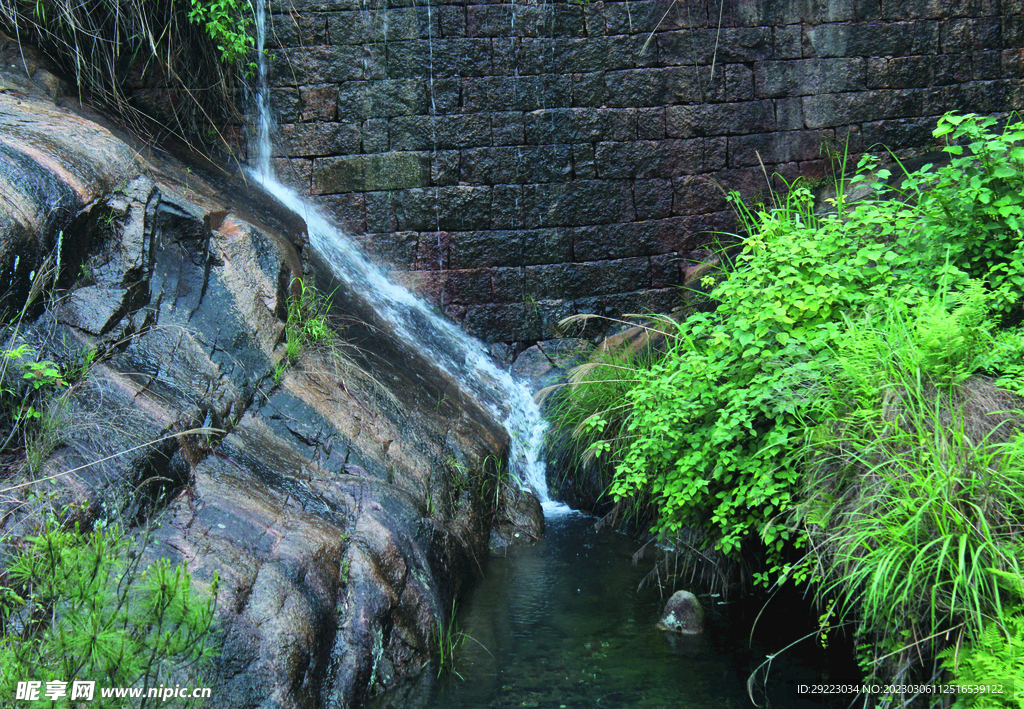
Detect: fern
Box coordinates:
(940, 612, 1024, 708)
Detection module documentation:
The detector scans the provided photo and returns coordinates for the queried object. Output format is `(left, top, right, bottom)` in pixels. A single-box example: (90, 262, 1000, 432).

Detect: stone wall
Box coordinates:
(263, 0, 1024, 343)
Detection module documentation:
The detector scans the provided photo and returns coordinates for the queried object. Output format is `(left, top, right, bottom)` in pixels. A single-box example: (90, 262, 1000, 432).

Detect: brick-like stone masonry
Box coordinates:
(261, 0, 1024, 343)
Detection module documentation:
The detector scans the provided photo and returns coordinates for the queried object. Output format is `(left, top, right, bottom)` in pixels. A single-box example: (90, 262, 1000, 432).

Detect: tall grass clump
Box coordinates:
(546, 111, 1024, 697)
(0, 0, 256, 150)
(796, 284, 1024, 690)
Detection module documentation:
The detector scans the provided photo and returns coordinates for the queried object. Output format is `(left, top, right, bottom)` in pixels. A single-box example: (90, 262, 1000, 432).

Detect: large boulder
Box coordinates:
(0, 43, 540, 709)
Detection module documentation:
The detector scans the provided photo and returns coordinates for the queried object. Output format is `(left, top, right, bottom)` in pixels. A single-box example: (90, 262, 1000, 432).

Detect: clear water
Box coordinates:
(413, 514, 841, 709)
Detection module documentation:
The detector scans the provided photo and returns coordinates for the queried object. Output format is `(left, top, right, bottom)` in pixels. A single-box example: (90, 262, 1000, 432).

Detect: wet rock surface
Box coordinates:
(657, 590, 705, 635)
(0, 44, 543, 709)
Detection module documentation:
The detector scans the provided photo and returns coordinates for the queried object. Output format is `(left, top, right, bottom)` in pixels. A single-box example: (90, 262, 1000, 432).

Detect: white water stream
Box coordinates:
(250, 4, 570, 515)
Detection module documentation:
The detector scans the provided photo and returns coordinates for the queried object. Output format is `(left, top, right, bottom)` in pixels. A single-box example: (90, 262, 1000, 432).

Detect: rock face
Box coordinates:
(0, 42, 541, 709)
(657, 590, 705, 635)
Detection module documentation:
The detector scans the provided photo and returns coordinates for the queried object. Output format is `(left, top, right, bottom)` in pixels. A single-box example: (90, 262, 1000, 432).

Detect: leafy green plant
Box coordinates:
(0, 518, 218, 707)
(187, 0, 255, 68)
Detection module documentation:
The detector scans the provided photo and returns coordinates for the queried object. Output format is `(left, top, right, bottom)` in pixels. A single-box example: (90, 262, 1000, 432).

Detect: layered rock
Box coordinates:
(0, 40, 538, 709)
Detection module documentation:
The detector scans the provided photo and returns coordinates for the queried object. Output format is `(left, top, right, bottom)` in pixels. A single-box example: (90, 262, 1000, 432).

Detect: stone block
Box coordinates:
(358, 230, 420, 268)
(361, 118, 389, 152)
(666, 100, 776, 137)
(634, 179, 674, 219)
(270, 45, 364, 84)
(774, 25, 803, 59)
(572, 224, 642, 260)
(943, 80, 1009, 114)
(463, 75, 572, 111)
(270, 87, 301, 123)
(672, 175, 729, 214)
(365, 191, 398, 232)
(432, 150, 461, 185)
(804, 22, 939, 57)
(274, 123, 362, 157)
(603, 0, 705, 34)
(973, 51, 1003, 80)
(594, 139, 703, 178)
(524, 108, 635, 144)
(604, 67, 703, 107)
(522, 180, 635, 227)
(272, 158, 313, 192)
(267, 12, 329, 48)
(492, 112, 526, 145)
(521, 228, 574, 265)
(317, 193, 367, 235)
(336, 80, 429, 119)
(861, 118, 940, 152)
(755, 58, 865, 97)
(492, 38, 520, 75)
(573, 144, 597, 179)
(1006, 16, 1024, 47)
(728, 129, 834, 167)
(880, 0, 984, 19)
(443, 269, 493, 304)
(657, 28, 773, 66)
(867, 56, 935, 89)
(392, 186, 493, 231)
(449, 231, 523, 268)
(387, 39, 493, 78)
(298, 84, 339, 122)
(390, 270, 443, 307)
(492, 185, 524, 229)
(416, 231, 449, 270)
(536, 4, 587, 37)
(637, 108, 666, 139)
(940, 18, 1003, 54)
(520, 37, 608, 75)
(312, 152, 430, 194)
(572, 72, 607, 107)
(651, 253, 683, 288)
(775, 96, 805, 130)
(802, 90, 924, 128)
(459, 146, 573, 184)
(492, 267, 525, 302)
(389, 115, 492, 150)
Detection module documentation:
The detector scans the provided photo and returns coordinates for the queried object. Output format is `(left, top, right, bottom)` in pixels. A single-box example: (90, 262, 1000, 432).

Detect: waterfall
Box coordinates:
(251, 3, 570, 515)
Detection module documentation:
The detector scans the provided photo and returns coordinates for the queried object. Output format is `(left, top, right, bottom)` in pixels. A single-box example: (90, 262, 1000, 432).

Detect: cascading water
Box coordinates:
(251, 3, 570, 515)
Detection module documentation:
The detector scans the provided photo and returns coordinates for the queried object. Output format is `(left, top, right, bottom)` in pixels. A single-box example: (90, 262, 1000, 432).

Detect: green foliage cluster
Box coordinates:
(0, 518, 218, 706)
(548, 112, 1024, 694)
(187, 0, 255, 68)
(940, 612, 1024, 708)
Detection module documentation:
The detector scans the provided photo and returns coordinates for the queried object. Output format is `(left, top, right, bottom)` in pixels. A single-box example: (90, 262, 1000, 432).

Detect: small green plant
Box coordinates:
(285, 278, 334, 361)
(435, 599, 468, 678)
(0, 518, 218, 706)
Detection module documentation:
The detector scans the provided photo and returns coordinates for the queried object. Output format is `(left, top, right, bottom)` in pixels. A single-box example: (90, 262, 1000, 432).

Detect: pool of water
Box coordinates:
(376, 513, 847, 709)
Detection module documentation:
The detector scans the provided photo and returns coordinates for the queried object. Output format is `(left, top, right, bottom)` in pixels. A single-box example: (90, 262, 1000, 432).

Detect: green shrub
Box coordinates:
(0, 519, 218, 706)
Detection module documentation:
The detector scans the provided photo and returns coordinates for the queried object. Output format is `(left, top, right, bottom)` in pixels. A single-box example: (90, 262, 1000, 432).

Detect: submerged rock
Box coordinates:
(0, 42, 540, 709)
(656, 590, 705, 635)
